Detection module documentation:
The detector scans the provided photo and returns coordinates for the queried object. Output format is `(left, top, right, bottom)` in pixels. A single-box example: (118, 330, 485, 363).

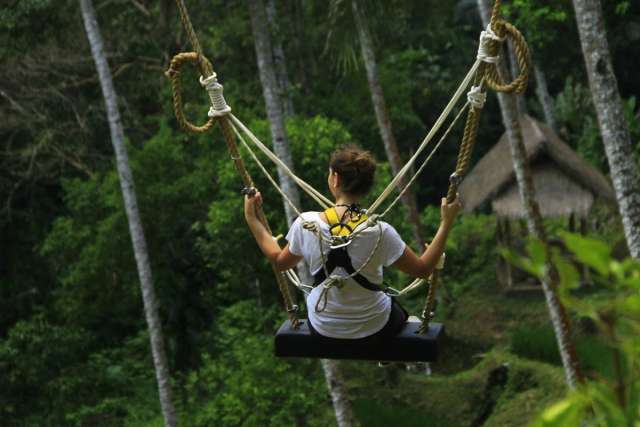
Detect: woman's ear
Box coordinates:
(332, 171, 340, 190)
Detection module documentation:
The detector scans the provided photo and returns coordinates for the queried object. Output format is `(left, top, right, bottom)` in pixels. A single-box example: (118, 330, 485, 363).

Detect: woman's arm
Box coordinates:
(392, 196, 460, 278)
(244, 190, 303, 271)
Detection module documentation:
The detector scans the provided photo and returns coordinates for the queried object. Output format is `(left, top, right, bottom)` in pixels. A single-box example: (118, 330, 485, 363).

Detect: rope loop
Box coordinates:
(484, 20, 531, 95)
(199, 73, 232, 117)
(165, 52, 215, 134)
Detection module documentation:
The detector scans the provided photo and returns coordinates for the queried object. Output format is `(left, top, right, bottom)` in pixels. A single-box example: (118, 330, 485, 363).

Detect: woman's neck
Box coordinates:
(334, 196, 360, 206)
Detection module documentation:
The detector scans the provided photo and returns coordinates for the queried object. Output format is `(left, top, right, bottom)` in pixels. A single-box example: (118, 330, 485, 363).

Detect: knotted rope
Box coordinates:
(168, 0, 299, 327)
(166, 0, 531, 330)
(421, 0, 531, 334)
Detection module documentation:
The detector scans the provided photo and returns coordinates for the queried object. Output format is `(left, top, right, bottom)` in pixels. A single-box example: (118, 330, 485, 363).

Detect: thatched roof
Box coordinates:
(459, 115, 615, 217)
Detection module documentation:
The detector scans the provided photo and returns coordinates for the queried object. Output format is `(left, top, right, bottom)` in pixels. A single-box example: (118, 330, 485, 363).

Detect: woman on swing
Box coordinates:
(244, 144, 460, 340)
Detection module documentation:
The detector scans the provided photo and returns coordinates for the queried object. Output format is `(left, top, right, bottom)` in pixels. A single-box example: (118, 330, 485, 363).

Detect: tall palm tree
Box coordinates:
(533, 63, 557, 131)
(477, 0, 583, 389)
(248, 1, 356, 425)
(265, 0, 294, 117)
(248, 0, 301, 227)
(80, 1, 177, 425)
(571, 0, 640, 259)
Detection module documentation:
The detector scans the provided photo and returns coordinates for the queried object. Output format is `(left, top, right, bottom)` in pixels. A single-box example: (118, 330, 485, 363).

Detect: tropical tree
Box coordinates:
(248, 0, 301, 227)
(501, 0, 569, 131)
(79, 0, 176, 425)
(477, 0, 583, 389)
(265, 0, 294, 117)
(571, 0, 640, 259)
(248, 1, 356, 425)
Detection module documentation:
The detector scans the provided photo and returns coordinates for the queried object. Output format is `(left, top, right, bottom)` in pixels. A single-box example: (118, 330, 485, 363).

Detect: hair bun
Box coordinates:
(329, 144, 377, 197)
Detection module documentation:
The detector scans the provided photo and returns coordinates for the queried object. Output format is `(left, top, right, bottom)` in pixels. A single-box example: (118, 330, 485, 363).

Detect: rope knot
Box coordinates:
(199, 73, 232, 117)
(477, 24, 505, 64)
(467, 85, 487, 110)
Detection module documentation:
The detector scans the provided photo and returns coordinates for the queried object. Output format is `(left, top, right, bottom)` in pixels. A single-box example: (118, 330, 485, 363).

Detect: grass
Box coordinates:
(510, 325, 620, 379)
(353, 399, 461, 427)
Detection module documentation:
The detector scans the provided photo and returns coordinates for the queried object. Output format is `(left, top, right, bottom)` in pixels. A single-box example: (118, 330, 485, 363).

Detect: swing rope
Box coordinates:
(419, 0, 531, 333)
(166, 0, 531, 332)
(168, 0, 301, 327)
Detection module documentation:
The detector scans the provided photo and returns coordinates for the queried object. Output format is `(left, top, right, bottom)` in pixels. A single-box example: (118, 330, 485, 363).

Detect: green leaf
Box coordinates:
(560, 232, 611, 276)
(532, 395, 585, 427)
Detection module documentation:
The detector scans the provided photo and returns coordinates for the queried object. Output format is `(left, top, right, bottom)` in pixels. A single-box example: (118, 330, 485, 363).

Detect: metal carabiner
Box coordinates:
(329, 235, 352, 250)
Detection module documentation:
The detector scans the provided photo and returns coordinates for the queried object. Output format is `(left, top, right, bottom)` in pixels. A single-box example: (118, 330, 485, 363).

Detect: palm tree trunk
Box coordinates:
(80, 1, 177, 425)
(321, 359, 357, 427)
(477, 0, 583, 389)
(351, 0, 424, 249)
(248, 2, 356, 425)
(571, 0, 640, 259)
(533, 63, 557, 132)
(248, 0, 300, 227)
(507, 41, 527, 114)
(265, 0, 294, 117)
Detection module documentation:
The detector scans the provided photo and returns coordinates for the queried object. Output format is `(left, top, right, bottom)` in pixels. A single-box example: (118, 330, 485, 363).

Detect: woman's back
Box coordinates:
(286, 211, 406, 339)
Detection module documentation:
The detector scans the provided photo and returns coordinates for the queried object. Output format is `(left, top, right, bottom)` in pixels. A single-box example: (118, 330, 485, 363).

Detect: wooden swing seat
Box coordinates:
(274, 319, 444, 362)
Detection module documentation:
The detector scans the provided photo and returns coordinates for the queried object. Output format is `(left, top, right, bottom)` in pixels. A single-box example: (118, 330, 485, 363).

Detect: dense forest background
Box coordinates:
(1, 0, 639, 426)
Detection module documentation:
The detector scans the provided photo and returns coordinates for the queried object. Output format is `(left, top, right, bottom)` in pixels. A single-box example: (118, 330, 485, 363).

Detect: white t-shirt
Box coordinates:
(286, 211, 406, 339)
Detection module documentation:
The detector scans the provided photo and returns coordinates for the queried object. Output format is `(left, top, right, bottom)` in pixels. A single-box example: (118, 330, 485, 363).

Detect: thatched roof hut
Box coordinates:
(459, 115, 615, 218)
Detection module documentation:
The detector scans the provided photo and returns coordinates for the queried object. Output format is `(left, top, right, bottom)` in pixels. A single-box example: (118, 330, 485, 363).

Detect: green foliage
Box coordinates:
(502, 1, 568, 51)
(353, 399, 459, 427)
(511, 326, 562, 366)
(0, 315, 159, 426)
(181, 301, 326, 427)
(3, 0, 640, 424)
(419, 208, 497, 301)
(510, 233, 640, 426)
(0, 316, 93, 423)
(555, 78, 640, 172)
(554, 78, 606, 170)
(40, 122, 221, 365)
(511, 326, 618, 379)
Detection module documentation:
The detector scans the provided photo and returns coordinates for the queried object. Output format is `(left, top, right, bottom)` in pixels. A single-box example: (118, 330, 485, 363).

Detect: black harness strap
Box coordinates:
(312, 247, 384, 292)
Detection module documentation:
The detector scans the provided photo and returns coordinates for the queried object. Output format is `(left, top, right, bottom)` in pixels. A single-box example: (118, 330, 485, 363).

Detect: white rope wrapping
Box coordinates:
(467, 85, 487, 110)
(477, 24, 505, 64)
(200, 73, 232, 117)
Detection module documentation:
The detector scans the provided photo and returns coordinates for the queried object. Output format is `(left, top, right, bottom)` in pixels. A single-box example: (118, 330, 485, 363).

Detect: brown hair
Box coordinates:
(329, 144, 376, 197)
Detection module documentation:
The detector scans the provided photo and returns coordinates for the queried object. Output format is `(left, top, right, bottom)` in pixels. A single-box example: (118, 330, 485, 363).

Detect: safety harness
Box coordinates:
(312, 205, 385, 293)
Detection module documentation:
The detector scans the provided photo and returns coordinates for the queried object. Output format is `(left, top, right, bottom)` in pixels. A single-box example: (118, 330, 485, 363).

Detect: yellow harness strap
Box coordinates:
(324, 207, 368, 237)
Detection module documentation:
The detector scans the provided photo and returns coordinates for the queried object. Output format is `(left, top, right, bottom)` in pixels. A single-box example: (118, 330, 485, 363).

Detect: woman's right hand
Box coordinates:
(244, 189, 262, 222)
(440, 195, 461, 227)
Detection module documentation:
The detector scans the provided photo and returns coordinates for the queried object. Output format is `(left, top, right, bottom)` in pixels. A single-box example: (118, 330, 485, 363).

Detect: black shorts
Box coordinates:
(307, 299, 408, 342)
